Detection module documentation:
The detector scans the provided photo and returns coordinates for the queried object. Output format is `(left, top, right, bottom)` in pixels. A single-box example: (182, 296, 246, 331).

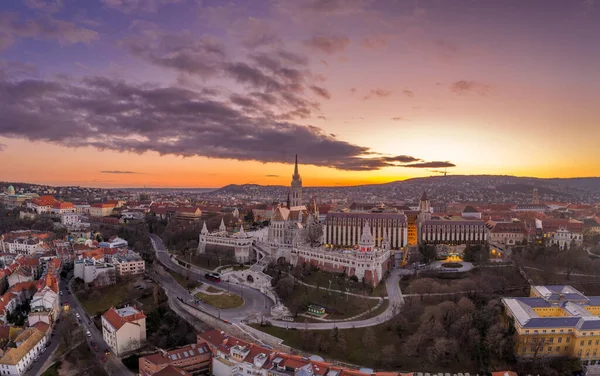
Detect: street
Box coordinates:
(149, 234, 274, 323)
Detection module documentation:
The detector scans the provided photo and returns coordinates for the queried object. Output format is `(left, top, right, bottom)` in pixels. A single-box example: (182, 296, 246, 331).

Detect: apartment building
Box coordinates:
(102, 306, 146, 356)
(503, 285, 600, 365)
(112, 251, 145, 277)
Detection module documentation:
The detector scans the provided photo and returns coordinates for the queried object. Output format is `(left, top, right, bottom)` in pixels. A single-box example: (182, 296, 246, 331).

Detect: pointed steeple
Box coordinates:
(219, 218, 226, 232)
(293, 154, 299, 178)
(201, 221, 208, 234)
(359, 220, 375, 251)
(237, 224, 245, 237)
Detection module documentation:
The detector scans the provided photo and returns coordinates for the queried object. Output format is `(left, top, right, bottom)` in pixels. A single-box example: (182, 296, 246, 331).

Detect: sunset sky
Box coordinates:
(1, 0, 599, 188)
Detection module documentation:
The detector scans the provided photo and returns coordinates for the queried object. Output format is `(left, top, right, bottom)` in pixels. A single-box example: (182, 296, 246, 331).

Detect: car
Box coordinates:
(75, 313, 80, 318)
(205, 272, 221, 282)
(86, 331, 92, 337)
(105, 349, 110, 356)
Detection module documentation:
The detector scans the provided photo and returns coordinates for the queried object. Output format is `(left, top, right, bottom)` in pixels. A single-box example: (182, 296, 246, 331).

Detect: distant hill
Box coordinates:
(205, 175, 600, 203)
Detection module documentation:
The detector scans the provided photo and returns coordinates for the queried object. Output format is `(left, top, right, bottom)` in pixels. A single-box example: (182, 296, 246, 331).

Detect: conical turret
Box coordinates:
(201, 221, 208, 235)
(359, 220, 375, 252)
(219, 218, 226, 232)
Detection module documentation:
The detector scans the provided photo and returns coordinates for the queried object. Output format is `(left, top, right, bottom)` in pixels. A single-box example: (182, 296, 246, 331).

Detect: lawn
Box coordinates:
(285, 283, 379, 320)
(194, 291, 244, 309)
(74, 278, 163, 316)
(205, 286, 221, 293)
(74, 281, 131, 316)
(301, 268, 388, 297)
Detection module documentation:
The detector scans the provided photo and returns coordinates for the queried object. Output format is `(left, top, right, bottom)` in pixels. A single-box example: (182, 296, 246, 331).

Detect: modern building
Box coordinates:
(503, 285, 600, 365)
(323, 212, 408, 249)
(102, 306, 147, 356)
(420, 218, 487, 245)
(74, 258, 116, 286)
(138, 341, 212, 375)
(112, 251, 145, 277)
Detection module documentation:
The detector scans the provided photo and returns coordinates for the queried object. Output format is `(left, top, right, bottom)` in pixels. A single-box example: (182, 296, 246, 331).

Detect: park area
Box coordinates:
(265, 262, 383, 320)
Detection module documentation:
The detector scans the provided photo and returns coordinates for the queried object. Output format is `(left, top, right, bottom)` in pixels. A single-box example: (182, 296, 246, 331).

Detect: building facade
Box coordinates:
(292, 221, 391, 286)
(102, 306, 147, 356)
(503, 285, 600, 365)
(323, 212, 408, 249)
(420, 219, 487, 245)
(112, 251, 145, 277)
(89, 203, 116, 217)
(138, 341, 211, 375)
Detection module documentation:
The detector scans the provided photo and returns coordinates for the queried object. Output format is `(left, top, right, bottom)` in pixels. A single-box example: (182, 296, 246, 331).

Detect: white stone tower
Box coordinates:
(290, 154, 302, 207)
(359, 221, 375, 252)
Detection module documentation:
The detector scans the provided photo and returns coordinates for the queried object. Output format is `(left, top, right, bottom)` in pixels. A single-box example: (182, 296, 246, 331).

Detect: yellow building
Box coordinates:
(503, 285, 600, 365)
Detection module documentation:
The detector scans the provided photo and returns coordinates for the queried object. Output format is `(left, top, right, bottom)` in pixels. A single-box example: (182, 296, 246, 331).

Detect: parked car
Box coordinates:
(86, 331, 92, 337)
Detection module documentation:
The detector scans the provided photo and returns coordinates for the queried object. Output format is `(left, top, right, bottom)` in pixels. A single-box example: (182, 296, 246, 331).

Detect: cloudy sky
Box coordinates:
(0, 0, 599, 188)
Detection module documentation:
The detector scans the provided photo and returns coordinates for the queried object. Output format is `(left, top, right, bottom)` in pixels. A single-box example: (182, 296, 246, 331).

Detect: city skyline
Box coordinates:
(1, 0, 599, 188)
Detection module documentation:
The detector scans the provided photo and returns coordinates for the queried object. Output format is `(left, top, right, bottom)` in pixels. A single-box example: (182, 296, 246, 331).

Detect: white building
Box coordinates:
(420, 219, 488, 245)
(61, 212, 80, 227)
(323, 212, 408, 249)
(102, 306, 146, 356)
(3, 237, 44, 255)
(74, 258, 116, 286)
(98, 236, 128, 249)
(28, 287, 60, 325)
(0, 326, 48, 375)
(547, 227, 584, 250)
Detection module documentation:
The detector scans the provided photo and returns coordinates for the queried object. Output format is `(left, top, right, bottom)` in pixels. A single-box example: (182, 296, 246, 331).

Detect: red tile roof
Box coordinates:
(102, 307, 146, 331)
(154, 365, 190, 376)
(52, 202, 74, 209)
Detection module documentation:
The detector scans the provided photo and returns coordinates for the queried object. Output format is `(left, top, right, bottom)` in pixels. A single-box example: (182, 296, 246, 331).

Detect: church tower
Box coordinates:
(290, 154, 302, 207)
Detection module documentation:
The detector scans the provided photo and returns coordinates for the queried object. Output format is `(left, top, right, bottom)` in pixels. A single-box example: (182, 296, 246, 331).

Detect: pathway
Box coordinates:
(269, 268, 409, 330)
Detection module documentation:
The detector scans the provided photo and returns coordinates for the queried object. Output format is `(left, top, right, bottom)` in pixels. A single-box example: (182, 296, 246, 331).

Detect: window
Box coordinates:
(558, 337, 562, 343)
(581, 341, 585, 346)
(567, 337, 571, 343)
(548, 346, 552, 351)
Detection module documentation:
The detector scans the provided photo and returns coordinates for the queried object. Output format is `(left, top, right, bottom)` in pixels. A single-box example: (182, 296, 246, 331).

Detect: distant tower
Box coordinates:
(290, 154, 302, 207)
(532, 188, 539, 205)
(418, 191, 430, 213)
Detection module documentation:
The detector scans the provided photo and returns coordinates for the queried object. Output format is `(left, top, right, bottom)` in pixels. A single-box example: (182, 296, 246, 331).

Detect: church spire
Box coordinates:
(293, 154, 299, 178)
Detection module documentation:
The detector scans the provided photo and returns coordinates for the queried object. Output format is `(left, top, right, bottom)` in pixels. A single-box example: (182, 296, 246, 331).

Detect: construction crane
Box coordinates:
(400, 247, 410, 267)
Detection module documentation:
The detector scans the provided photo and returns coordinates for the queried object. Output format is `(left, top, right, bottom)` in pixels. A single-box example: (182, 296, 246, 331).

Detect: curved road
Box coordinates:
(150, 234, 407, 330)
(149, 234, 274, 322)
(270, 267, 407, 330)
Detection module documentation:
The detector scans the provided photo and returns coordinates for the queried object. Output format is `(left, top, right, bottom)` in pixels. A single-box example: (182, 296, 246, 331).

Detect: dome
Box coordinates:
(7, 185, 15, 195)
